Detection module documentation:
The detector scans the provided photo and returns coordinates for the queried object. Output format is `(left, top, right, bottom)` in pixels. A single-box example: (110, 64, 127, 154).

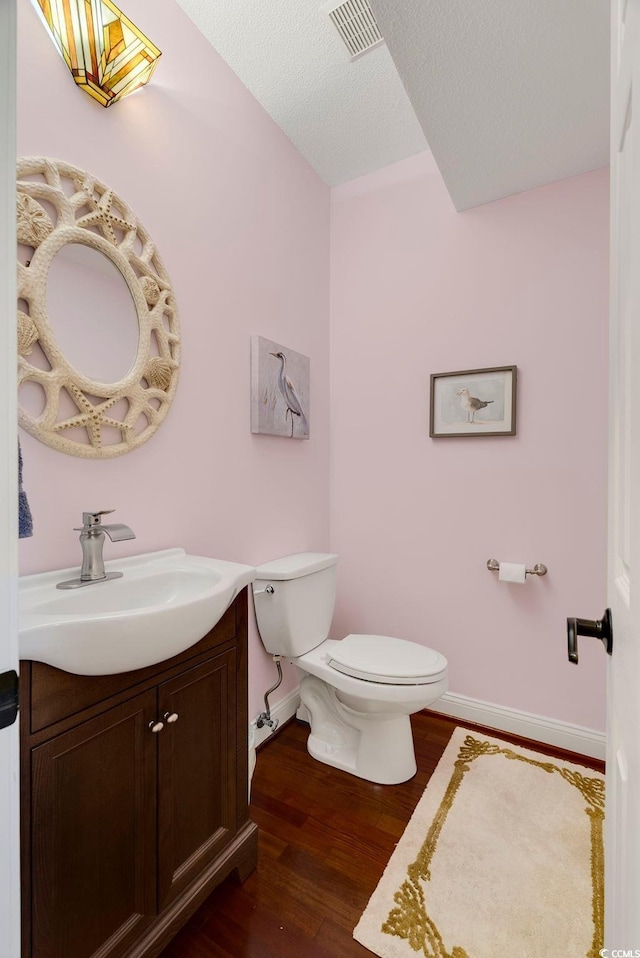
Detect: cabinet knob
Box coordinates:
(148, 720, 164, 733)
(163, 711, 179, 724)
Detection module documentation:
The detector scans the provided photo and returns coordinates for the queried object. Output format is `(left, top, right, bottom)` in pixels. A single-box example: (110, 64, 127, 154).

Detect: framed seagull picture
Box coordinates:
(251, 336, 310, 439)
(429, 365, 517, 438)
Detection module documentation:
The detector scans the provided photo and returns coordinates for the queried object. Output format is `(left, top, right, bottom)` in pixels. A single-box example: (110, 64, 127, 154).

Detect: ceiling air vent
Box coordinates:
(323, 0, 384, 61)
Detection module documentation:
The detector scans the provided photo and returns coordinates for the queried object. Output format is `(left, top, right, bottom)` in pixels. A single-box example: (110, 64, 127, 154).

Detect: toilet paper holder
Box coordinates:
(487, 558, 548, 577)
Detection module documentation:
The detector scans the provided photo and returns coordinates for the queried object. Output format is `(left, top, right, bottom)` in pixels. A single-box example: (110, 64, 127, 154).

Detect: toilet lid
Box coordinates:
(328, 634, 447, 685)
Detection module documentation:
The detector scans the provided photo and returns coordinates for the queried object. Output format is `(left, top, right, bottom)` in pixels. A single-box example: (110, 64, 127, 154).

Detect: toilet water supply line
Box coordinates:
(256, 655, 283, 730)
(253, 582, 282, 730)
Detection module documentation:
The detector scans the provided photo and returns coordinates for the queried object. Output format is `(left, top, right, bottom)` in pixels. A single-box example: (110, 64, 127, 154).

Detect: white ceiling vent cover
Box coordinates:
(323, 0, 384, 61)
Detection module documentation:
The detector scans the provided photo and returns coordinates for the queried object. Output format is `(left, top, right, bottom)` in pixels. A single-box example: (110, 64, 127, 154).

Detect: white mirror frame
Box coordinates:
(17, 156, 181, 458)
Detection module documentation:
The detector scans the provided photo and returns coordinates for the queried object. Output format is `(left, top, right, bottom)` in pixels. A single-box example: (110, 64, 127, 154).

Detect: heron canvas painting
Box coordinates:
(430, 365, 517, 438)
(251, 336, 310, 439)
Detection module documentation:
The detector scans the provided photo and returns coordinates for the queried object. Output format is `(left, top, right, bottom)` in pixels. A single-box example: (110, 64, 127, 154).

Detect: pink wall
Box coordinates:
(17, 4, 610, 734)
(17, 0, 330, 717)
(330, 153, 609, 731)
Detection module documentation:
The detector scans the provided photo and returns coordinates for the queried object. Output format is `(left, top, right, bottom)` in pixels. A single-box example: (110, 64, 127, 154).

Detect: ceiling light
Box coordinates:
(31, 0, 161, 107)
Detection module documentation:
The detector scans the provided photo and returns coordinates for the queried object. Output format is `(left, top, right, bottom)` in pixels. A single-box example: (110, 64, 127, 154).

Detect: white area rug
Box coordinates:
(354, 727, 604, 958)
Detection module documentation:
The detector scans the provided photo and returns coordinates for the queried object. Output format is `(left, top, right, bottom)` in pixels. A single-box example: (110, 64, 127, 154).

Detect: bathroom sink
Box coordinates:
(19, 548, 256, 675)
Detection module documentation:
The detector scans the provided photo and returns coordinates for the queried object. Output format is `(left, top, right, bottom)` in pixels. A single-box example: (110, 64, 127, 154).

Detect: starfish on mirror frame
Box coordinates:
(76, 189, 136, 245)
(52, 383, 132, 448)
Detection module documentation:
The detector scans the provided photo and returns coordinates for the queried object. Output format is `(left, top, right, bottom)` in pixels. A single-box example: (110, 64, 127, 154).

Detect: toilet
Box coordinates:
(252, 552, 448, 785)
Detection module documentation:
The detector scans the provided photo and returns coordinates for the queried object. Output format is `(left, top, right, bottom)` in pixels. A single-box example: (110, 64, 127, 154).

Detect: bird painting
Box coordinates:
(250, 336, 310, 439)
(270, 350, 309, 438)
(456, 387, 494, 423)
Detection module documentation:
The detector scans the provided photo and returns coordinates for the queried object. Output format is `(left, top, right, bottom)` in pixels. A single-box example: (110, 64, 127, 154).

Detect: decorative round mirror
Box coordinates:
(17, 157, 181, 458)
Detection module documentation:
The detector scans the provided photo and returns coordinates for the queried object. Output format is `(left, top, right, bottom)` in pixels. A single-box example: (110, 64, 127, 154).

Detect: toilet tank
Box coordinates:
(253, 553, 339, 657)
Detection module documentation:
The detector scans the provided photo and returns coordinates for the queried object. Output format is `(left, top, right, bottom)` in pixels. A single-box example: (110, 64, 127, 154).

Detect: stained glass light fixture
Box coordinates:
(32, 0, 161, 107)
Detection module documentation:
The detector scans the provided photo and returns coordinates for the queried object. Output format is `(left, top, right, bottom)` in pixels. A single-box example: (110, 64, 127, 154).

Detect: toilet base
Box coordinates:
(306, 729, 417, 785)
(299, 675, 418, 785)
(306, 734, 360, 779)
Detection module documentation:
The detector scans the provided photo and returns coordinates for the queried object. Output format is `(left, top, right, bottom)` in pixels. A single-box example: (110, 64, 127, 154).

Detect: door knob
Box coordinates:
(148, 719, 164, 733)
(567, 608, 613, 664)
(163, 711, 179, 724)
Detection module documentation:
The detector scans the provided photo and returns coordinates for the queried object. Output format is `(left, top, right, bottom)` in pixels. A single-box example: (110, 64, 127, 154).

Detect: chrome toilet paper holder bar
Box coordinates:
(487, 558, 548, 577)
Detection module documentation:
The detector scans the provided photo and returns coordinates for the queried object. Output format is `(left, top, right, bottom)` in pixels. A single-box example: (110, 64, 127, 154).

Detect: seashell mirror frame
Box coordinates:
(17, 156, 181, 458)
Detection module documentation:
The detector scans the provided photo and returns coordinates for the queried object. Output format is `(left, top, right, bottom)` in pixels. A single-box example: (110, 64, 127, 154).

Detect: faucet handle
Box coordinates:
(74, 510, 115, 531)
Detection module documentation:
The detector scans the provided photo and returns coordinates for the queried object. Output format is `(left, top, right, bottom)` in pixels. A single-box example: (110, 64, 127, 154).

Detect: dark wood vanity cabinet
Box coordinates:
(20, 591, 258, 958)
(156, 650, 239, 910)
(29, 690, 158, 958)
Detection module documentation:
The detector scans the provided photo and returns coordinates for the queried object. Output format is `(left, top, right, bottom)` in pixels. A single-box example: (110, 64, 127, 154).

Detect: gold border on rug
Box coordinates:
(381, 735, 605, 958)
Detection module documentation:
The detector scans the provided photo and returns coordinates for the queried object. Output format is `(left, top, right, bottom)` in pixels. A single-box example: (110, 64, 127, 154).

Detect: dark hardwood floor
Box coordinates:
(160, 711, 604, 958)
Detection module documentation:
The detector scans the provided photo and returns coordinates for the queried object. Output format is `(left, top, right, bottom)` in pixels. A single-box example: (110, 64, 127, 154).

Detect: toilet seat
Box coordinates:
(327, 634, 447, 686)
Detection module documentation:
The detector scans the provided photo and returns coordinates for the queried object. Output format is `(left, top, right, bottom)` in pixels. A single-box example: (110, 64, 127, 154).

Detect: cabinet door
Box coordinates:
(30, 690, 157, 958)
(157, 650, 237, 908)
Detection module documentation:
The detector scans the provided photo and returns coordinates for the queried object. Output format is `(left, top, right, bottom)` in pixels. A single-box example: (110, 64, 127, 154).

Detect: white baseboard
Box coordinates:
(248, 686, 606, 764)
(429, 691, 606, 761)
(250, 686, 301, 750)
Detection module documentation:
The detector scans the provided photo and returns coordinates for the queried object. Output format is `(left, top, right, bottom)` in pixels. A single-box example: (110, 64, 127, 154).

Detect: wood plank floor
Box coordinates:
(160, 711, 604, 958)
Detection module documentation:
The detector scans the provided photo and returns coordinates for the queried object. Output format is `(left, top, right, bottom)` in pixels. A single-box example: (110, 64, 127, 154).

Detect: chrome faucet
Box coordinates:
(57, 510, 136, 590)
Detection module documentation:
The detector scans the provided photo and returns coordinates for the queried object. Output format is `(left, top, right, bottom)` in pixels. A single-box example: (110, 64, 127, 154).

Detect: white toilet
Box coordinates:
(252, 552, 448, 785)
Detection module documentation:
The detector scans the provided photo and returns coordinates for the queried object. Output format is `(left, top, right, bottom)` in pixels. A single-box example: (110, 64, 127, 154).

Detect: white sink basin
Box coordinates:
(19, 548, 256, 675)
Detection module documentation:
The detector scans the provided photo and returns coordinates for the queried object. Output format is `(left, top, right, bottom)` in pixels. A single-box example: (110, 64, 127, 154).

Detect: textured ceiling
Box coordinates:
(370, 0, 610, 209)
(174, 0, 609, 208)
(174, 0, 428, 187)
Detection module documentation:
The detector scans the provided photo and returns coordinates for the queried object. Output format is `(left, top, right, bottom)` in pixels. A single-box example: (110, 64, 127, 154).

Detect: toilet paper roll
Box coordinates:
(498, 562, 527, 584)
